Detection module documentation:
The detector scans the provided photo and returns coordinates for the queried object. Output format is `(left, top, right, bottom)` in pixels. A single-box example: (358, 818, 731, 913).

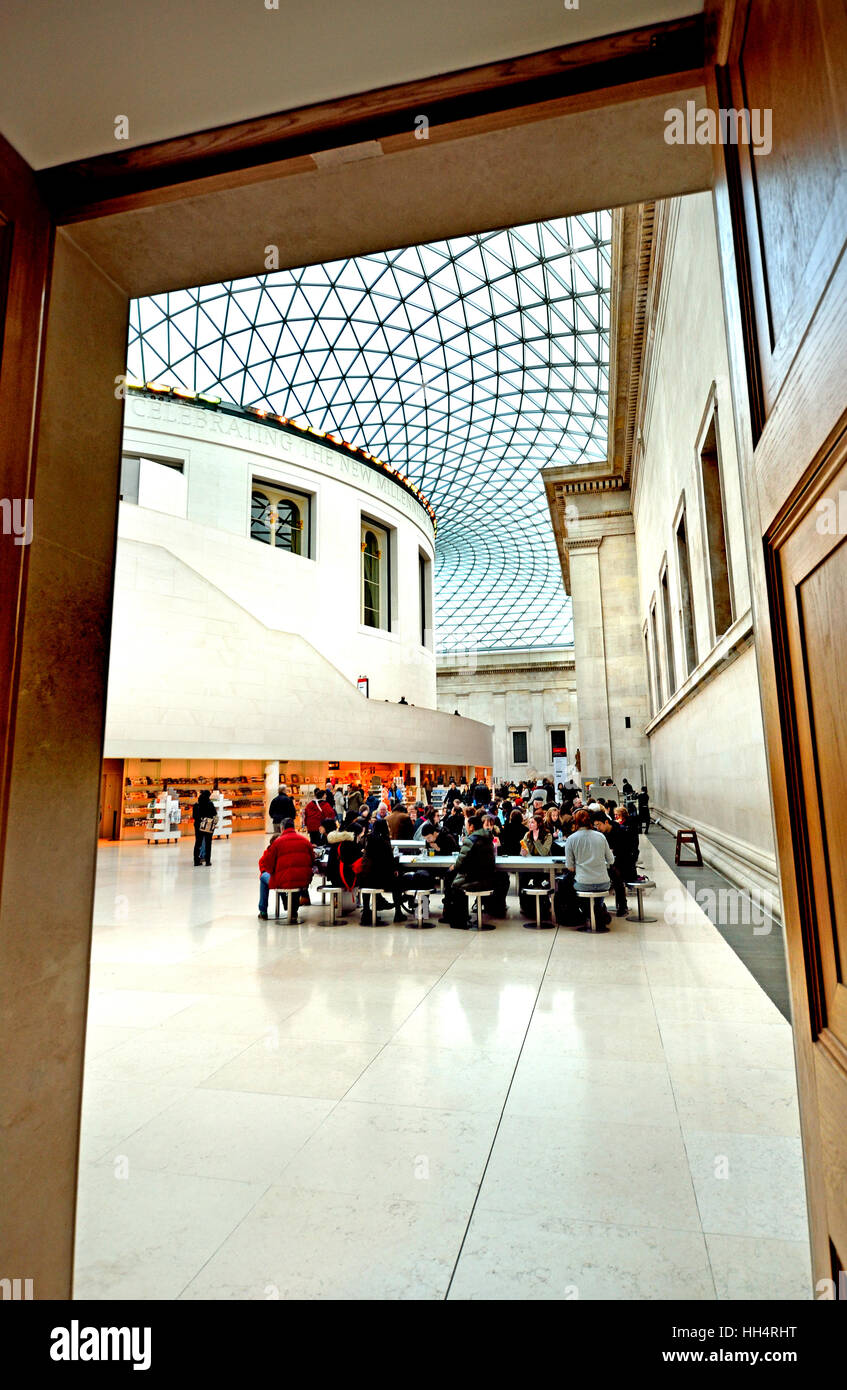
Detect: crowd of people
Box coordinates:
(250, 775, 651, 931)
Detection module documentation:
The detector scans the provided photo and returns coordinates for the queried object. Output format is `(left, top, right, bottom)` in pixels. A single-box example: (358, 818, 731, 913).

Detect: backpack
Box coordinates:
(553, 875, 587, 927)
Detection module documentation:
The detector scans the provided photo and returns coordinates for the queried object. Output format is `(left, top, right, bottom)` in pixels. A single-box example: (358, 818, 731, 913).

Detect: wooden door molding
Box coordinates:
(709, 0, 847, 1288)
(0, 133, 53, 894)
(36, 15, 705, 223)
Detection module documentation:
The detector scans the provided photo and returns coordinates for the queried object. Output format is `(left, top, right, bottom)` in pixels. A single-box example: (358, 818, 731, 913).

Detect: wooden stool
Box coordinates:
(407, 889, 434, 929)
(675, 829, 703, 866)
(318, 885, 344, 925)
(626, 879, 657, 923)
(523, 886, 553, 929)
(576, 889, 610, 933)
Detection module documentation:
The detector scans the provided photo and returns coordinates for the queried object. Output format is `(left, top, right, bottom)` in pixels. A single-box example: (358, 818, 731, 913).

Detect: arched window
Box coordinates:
(274, 497, 301, 555)
(362, 529, 381, 628)
(250, 482, 309, 555)
(251, 490, 272, 544)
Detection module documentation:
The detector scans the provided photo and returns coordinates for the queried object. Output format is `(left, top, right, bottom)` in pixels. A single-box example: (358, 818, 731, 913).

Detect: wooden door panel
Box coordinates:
(731, 0, 847, 416)
(781, 493, 847, 1047)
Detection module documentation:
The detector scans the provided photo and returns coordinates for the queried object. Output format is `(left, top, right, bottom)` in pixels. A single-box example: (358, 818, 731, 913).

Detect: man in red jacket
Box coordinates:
(258, 821, 315, 921)
(303, 787, 336, 843)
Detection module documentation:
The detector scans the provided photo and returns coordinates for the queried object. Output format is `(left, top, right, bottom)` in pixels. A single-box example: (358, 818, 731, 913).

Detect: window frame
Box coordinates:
(511, 729, 529, 765)
(695, 385, 735, 648)
(673, 492, 698, 679)
(659, 554, 677, 698)
(361, 516, 391, 631)
(250, 477, 312, 557)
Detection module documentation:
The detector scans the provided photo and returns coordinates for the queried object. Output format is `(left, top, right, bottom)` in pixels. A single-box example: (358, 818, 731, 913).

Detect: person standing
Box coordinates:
(192, 789, 217, 866)
(637, 786, 651, 835)
(333, 784, 347, 820)
(269, 784, 296, 833)
(304, 786, 335, 843)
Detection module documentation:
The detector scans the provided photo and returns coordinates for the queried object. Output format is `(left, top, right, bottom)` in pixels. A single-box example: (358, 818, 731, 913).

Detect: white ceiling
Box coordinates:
(0, 0, 702, 169)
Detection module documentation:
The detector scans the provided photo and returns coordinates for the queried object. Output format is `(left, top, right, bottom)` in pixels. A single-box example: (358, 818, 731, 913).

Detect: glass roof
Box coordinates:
(127, 212, 611, 651)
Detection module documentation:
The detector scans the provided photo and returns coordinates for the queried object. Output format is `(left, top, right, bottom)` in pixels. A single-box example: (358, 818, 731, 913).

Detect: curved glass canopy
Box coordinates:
(127, 212, 611, 651)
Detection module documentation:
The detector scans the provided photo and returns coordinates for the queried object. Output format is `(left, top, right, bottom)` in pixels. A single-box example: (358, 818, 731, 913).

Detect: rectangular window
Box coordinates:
(419, 550, 432, 647)
(644, 625, 655, 718)
(650, 600, 664, 709)
(120, 454, 140, 504)
(699, 414, 733, 640)
(676, 506, 697, 677)
(512, 731, 528, 764)
(362, 518, 390, 630)
(251, 480, 311, 557)
(660, 564, 676, 697)
(121, 454, 186, 517)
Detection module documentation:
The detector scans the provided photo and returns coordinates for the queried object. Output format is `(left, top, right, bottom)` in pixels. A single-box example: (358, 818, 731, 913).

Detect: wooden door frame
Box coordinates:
(4, 2, 836, 1296)
(705, 0, 847, 1285)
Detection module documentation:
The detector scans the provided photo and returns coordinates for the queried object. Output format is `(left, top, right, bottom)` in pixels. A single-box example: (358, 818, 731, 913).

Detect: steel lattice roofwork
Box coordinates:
(127, 211, 611, 652)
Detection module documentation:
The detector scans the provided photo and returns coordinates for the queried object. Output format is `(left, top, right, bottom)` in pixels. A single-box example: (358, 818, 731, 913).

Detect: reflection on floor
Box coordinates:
(77, 833, 812, 1301)
(650, 825, 791, 1021)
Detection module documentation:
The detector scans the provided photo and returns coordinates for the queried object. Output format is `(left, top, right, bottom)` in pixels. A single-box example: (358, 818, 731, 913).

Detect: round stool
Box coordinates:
(523, 886, 553, 929)
(626, 879, 657, 923)
(575, 888, 610, 933)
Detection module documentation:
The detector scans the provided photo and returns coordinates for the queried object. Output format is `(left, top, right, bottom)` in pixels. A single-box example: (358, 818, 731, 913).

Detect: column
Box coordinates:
(264, 760, 279, 834)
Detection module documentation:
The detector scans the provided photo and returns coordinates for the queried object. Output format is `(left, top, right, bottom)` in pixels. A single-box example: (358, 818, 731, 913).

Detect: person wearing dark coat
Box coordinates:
(498, 808, 527, 856)
(257, 821, 315, 920)
(358, 820, 406, 923)
(269, 786, 296, 832)
(637, 786, 651, 834)
(399, 821, 458, 912)
(592, 809, 633, 917)
(447, 817, 508, 929)
(192, 789, 217, 866)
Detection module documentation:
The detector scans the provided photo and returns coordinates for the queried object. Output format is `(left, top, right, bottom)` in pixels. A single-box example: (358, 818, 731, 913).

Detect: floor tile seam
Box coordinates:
(675, 1117, 805, 1279)
(633, 863, 717, 1277)
(443, 924, 563, 1300)
(170, 1178, 277, 1301)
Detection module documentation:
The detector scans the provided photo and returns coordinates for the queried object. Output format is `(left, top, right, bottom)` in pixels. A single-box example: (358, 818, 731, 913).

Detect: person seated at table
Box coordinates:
(546, 804, 568, 855)
(304, 786, 336, 842)
(483, 813, 502, 849)
(519, 813, 555, 919)
(325, 812, 360, 889)
(590, 808, 630, 917)
(413, 806, 438, 839)
(400, 819, 459, 912)
(564, 808, 614, 932)
(443, 803, 466, 839)
(446, 814, 508, 929)
(387, 800, 415, 841)
(257, 820, 315, 922)
(498, 808, 526, 856)
(358, 819, 406, 924)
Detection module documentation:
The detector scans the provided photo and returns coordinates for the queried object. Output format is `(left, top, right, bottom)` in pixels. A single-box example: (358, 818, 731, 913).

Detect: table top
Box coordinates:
(399, 853, 568, 869)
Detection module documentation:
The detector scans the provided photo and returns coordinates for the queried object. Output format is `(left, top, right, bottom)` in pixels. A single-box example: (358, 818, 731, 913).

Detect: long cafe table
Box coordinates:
(398, 852, 571, 891)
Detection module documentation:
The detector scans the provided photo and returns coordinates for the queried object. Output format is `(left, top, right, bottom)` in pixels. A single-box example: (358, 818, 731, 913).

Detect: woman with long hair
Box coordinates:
(359, 818, 406, 924)
(518, 813, 554, 921)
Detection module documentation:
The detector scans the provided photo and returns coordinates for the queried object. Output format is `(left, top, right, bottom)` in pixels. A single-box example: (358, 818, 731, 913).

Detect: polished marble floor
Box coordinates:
(76, 833, 812, 1300)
